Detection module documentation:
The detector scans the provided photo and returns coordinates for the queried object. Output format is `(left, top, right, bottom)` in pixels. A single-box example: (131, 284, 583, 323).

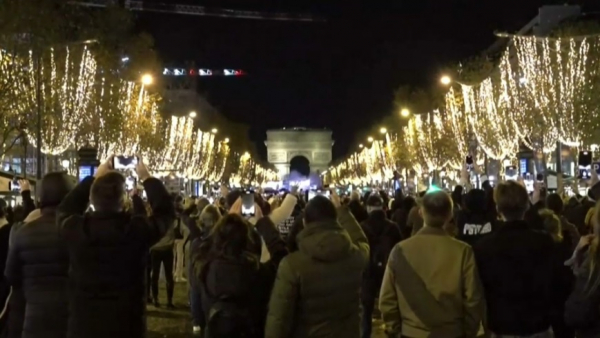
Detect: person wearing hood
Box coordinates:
(4, 174, 71, 338)
(455, 189, 495, 247)
(360, 195, 401, 338)
(265, 191, 369, 338)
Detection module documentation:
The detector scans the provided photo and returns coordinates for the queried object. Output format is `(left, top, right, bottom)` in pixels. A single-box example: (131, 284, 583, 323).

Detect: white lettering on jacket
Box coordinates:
(463, 222, 492, 235)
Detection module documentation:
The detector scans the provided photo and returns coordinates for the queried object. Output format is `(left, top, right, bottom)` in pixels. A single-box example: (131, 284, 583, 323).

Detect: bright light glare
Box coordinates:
(359, 144, 364, 148)
(367, 136, 374, 142)
(224, 138, 230, 143)
(519, 77, 527, 84)
(211, 128, 218, 134)
(141, 74, 153, 85)
(61, 159, 70, 169)
(121, 57, 130, 62)
(440, 75, 452, 85)
(401, 108, 410, 117)
(189, 111, 197, 118)
(380, 127, 387, 134)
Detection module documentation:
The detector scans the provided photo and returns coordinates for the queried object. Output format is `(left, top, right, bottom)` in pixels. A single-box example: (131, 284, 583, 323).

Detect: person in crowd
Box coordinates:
(408, 191, 427, 236)
(149, 200, 177, 309)
(4, 174, 72, 338)
(228, 188, 298, 263)
(391, 196, 416, 240)
(564, 175, 600, 338)
(379, 190, 484, 338)
(566, 192, 595, 235)
(174, 199, 190, 283)
(455, 189, 495, 247)
(265, 191, 369, 338)
(57, 156, 174, 338)
(538, 210, 574, 338)
(348, 191, 368, 223)
(182, 202, 222, 335)
(360, 194, 401, 338)
(192, 211, 287, 338)
(474, 181, 555, 338)
(0, 196, 15, 333)
(389, 189, 405, 215)
(450, 185, 464, 212)
(546, 193, 580, 251)
(3, 180, 36, 338)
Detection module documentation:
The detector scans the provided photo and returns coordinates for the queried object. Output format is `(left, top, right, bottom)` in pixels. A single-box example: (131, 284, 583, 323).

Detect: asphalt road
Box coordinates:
(147, 282, 387, 338)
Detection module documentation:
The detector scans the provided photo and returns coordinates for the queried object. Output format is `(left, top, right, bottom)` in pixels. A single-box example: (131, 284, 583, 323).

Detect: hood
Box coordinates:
(297, 221, 352, 262)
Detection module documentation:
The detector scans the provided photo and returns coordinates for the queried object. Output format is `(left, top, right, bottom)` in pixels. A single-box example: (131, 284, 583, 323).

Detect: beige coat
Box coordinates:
(379, 226, 485, 338)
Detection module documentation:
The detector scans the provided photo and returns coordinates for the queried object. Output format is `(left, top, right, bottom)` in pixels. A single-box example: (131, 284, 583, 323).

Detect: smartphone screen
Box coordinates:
(113, 156, 138, 170)
(9, 179, 19, 191)
(505, 166, 517, 180)
(241, 191, 255, 217)
(79, 166, 94, 182)
(308, 190, 317, 200)
(125, 176, 136, 191)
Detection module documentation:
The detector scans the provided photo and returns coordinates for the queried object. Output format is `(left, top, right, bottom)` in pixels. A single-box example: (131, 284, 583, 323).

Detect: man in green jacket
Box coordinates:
(266, 190, 370, 338)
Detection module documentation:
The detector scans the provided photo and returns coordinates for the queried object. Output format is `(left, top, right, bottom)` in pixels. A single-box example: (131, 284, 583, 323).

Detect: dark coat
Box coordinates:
(360, 210, 401, 297)
(265, 208, 369, 338)
(57, 176, 174, 338)
(4, 190, 36, 338)
(196, 217, 288, 338)
(455, 210, 495, 247)
(564, 251, 600, 338)
(474, 220, 556, 336)
(348, 200, 368, 224)
(5, 207, 69, 338)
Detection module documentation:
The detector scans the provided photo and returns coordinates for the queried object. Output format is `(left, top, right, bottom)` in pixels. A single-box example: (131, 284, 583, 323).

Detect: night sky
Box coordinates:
(135, 0, 598, 161)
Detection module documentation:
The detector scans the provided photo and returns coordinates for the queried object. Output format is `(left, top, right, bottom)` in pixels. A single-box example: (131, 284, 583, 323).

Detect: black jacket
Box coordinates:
(348, 200, 368, 224)
(196, 217, 287, 338)
(360, 211, 400, 297)
(57, 176, 174, 338)
(565, 251, 600, 338)
(455, 211, 495, 247)
(474, 220, 556, 336)
(5, 206, 69, 338)
(4, 190, 36, 338)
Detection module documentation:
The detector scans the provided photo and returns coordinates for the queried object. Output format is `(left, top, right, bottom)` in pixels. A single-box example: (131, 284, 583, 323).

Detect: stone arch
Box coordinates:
(264, 128, 334, 179)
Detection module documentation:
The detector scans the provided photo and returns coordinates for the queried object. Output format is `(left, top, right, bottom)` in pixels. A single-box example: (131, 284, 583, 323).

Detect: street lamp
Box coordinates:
(189, 111, 197, 118)
(141, 74, 153, 86)
(367, 136, 374, 143)
(379, 127, 387, 134)
(400, 108, 410, 118)
(440, 75, 452, 85)
(211, 128, 218, 134)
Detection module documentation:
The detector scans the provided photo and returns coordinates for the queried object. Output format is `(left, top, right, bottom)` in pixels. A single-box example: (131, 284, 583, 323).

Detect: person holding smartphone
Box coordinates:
(57, 156, 175, 338)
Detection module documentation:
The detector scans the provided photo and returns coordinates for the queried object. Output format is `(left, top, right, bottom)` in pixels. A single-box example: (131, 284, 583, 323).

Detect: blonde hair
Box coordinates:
(585, 201, 600, 294)
(538, 209, 563, 243)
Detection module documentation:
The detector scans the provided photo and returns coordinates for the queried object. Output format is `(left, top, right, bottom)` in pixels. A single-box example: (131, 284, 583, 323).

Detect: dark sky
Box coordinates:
(135, 0, 599, 161)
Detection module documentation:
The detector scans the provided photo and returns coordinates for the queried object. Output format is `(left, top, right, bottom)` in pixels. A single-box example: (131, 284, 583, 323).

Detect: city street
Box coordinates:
(148, 283, 387, 338)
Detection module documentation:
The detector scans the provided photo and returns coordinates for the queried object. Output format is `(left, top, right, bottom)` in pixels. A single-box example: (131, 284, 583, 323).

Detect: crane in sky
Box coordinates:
(71, 0, 325, 22)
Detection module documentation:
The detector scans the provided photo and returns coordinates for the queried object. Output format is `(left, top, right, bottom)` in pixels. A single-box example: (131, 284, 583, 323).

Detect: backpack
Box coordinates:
(204, 297, 255, 338)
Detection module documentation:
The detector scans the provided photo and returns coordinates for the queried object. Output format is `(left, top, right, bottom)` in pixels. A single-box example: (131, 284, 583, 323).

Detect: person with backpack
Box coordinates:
(360, 194, 401, 338)
(191, 203, 288, 338)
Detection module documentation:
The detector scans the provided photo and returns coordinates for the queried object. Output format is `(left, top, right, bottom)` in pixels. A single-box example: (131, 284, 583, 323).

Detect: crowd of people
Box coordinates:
(0, 156, 597, 338)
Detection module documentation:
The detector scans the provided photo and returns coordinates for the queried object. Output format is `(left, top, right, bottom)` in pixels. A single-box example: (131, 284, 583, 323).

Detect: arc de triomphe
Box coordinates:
(264, 128, 334, 177)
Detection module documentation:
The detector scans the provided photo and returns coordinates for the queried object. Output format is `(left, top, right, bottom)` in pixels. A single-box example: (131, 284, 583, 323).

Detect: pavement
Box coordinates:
(147, 282, 387, 338)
